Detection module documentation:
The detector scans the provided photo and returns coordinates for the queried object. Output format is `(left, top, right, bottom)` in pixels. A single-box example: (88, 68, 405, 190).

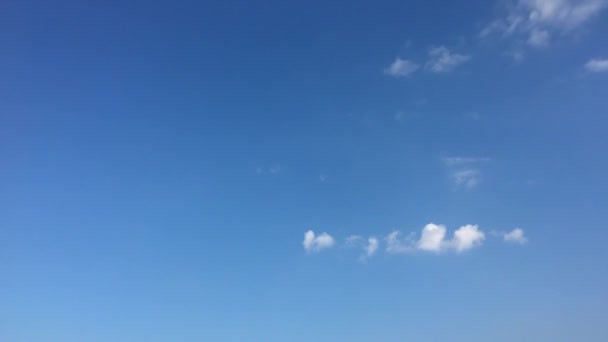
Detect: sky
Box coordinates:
(1, 0, 608, 341)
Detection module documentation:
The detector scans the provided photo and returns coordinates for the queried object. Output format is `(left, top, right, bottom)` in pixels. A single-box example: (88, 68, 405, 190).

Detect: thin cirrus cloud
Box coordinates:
(481, 0, 608, 48)
(303, 230, 335, 252)
(426, 46, 471, 73)
(385, 46, 470, 78)
(585, 58, 608, 72)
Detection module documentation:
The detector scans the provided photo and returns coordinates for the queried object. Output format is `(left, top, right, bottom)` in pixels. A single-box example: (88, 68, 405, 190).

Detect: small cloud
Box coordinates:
(257, 165, 283, 175)
(585, 58, 608, 72)
(384, 58, 420, 77)
(451, 169, 481, 189)
(319, 174, 328, 182)
(441, 157, 490, 190)
(303, 230, 335, 252)
(527, 29, 550, 47)
(365, 237, 379, 257)
(451, 224, 485, 253)
(417, 223, 448, 252)
(504, 228, 528, 244)
(346, 235, 379, 260)
(426, 46, 471, 73)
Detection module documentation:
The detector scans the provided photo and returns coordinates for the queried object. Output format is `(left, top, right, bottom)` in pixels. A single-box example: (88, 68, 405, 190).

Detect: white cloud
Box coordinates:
(504, 228, 528, 244)
(384, 58, 419, 77)
(386, 223, 486, 254)
(441, 157, 489, 190)
(365, 237, 379, 257)
(527, 28, 550, 47)
(451, 169, 481, 189)
(417, 223, 448, 252)
(303, 230, 335, 252)
(482, 0, 608, 48)
(451, 224, 486, 252)
(426, 46, 471, 73)
(585, 58, 608, 72)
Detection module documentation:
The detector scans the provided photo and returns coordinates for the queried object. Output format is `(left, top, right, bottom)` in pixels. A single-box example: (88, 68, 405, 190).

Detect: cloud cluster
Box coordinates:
(304, 225, 526, 257)
(388, 223, 485, 254)
(303, 230, 335, 252)
(481, 0, 608, 48)
(385, 46, 470, 78)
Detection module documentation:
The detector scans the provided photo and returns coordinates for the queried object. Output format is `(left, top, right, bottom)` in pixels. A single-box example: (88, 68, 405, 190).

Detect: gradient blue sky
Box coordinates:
(2, 0, 608, 341)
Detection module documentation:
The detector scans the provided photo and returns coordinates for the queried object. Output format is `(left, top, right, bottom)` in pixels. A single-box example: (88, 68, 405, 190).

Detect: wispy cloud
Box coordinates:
(481, 0, 608, 48)
(365, 237, 379, 257)
(527, 28, 550, 47)
(504, 228, 528, 244)
(426, 46, 471, 73)
(257, 165, 283, 175)
(384, 58, 420, 77)
(442, 157, 490, 190)
(585, 58, 608, 72)
(345, 235, 379, 260)
(451, 169, 482, 189)
(303, 230, 335, 252)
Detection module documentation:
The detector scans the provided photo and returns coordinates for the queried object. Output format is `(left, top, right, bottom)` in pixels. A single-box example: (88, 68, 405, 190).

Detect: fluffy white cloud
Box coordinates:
(504, 228, 528, 244)
(451, 224, 486, 252)
(386, 224, 486, 254)
(585, 58, 608, 72)
(303, 230, 335, 252)
(426, 46, 471, 73)
(366, 237, 379, 257)
(384, 58, 419, 77)
(482, 0, 608, 48)
(417, 223, 448, 252)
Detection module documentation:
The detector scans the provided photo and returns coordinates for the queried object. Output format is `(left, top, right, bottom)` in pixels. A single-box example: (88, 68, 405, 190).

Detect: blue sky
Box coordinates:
(1, 0, 608, 341)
